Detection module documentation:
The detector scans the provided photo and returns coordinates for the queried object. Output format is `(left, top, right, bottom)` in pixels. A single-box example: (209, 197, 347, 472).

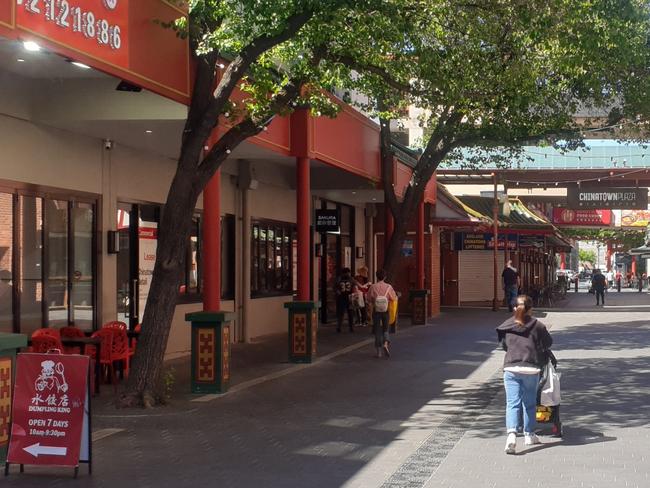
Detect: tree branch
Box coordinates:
(182, 9, 316, 164)
(196, 78, 305, 186)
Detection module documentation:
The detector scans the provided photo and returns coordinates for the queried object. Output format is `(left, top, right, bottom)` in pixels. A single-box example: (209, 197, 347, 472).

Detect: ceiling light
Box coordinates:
(23, 41, 41, 52)
(71, 61, 91, 69)
(145, 130, 153, 134)
(351, 191, 356, 195)
(17, 58, 25, 62)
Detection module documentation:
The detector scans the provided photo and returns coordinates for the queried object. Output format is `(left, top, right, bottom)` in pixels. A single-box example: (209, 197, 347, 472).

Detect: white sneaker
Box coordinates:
(504, 432, 516, 454)
(524, 433, 541, 446)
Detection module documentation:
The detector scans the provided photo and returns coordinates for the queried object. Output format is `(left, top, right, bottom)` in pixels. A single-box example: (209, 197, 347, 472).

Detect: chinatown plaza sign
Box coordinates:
(567, 186, 648, 210)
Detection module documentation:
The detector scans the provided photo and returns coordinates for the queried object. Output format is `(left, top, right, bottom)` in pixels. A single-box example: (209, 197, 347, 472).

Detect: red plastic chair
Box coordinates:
(130, 324, 142, 357)
(102, 320, 127, 331)
(32, 328, 61, 339)
(91, 329, 116, 387)
(59, 326, 86, 355)
(30, 334, 64, 354)
(109, 328, 131, 379)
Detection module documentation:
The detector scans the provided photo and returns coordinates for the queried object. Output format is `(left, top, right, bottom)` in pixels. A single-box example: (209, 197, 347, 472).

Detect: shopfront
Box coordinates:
(0, 182, 98, 335)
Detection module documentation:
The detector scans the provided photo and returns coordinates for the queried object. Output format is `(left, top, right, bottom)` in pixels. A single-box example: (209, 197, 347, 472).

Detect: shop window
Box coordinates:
(0, 190, 97, 335)
(251, 219, 296, 298)
(0, 193, 13, 333)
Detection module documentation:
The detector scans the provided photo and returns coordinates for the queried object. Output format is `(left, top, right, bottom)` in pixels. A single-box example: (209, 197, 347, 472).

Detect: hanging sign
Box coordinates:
(621, 210, 650, 227)
(552, 208, 612, 226)
(314, 209, 340, 233)
(7, 353, 89, 469)
(139, 221, 158, 320)
(461, 233, 518, 251)
(519, 235, 546, 248)
(567, 186, 648, 209)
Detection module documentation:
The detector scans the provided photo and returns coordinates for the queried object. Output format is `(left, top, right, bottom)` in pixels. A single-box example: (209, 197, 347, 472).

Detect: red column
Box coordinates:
(297, 157, 311, 301)
(632, 256, 637, 275)
(203, 169, 221, 311)
(606, 242, 613, 271)
(560, 253, 566, 270)
(416, 199, 425, 289)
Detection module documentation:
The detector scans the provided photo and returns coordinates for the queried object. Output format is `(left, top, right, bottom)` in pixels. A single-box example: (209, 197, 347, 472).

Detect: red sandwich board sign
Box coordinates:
(5, 353, 90, 477)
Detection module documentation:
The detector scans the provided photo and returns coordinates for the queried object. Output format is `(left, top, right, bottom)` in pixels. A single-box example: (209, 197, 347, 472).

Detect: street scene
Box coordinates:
(2, 1, 650, 487)
(3, 291, 650, 487)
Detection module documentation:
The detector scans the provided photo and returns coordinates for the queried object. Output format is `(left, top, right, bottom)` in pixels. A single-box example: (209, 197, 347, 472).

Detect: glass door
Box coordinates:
(116, 203, 159, 330)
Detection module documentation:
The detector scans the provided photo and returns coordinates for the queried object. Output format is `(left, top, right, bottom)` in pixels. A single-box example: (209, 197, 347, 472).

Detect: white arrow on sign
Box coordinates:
(23, 443, 67, 458)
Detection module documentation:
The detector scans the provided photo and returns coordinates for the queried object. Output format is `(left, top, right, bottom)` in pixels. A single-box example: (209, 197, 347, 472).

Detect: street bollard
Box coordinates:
(284, 301, 318, 363)
(185, 311, 235, 394)
(409, 290, 429, 325)
(0, 333, 27, 466)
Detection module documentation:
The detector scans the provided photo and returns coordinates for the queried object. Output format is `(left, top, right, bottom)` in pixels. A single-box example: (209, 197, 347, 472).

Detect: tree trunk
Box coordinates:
(120, 160, 202, 407)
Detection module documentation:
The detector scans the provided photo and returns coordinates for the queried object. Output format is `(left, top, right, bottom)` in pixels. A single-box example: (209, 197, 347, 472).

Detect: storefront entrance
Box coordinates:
(318, 202, 355, 324)
(0, 186, 97, 335)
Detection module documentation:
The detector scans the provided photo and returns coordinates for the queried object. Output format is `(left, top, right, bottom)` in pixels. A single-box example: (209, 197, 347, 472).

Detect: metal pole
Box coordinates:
(493, 173, 499, 311)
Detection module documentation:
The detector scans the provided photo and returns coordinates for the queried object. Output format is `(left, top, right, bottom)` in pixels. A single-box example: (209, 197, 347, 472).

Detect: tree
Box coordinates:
(578, 249, 597, 266)
(325, 0, 650, 277)
(122, 0, 418, 407)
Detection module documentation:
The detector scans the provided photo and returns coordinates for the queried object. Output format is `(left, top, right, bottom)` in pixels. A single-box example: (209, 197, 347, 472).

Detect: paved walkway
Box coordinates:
(5, 290, 650, 487)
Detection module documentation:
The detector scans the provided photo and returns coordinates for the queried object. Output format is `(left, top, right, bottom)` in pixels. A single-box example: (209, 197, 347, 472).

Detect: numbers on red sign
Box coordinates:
(20, 0, 123, 51)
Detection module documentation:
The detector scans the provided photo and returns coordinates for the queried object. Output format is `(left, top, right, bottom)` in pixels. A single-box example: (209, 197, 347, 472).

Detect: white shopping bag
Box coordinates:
(540, 361, 561, 406)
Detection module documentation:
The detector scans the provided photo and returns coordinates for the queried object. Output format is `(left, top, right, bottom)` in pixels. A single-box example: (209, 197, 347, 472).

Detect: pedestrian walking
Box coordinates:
(335, 268, 357, 333)
(367, 269, 397, 358)
(615, 270, 622, 292)
(502, 260, 520, 312)
(592, 269, 607, 306)
(496, 295, 553, 455)
(353, 266, 370, 326)
(638, 272, 644, 293)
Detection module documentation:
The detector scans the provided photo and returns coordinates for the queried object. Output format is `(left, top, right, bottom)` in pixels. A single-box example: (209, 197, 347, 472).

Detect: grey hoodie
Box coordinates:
(496, 316, 553, 369)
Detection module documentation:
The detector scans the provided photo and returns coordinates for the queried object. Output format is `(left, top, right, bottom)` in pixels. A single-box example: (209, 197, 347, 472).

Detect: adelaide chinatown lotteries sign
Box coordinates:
(567, 186, 648, 210)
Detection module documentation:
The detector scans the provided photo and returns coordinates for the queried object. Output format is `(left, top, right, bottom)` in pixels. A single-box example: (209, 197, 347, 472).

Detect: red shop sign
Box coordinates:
(7, 353, 89, 469)
(552, 208, 612, 226)
(16, 0, 130, 68)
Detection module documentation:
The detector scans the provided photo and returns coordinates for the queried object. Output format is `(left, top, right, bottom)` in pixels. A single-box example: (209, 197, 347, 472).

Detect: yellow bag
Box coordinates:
(388, 299, 398, 325)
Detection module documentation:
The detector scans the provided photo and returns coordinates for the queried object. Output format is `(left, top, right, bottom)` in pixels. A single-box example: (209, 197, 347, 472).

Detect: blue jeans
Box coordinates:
(505, 285, 518, 311)
(504, 371, 539, 434)
(372, 312, 389, 348)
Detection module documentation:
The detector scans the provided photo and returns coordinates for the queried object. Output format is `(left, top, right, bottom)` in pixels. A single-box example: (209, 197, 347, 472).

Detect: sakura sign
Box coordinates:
(7, 353, 89, 468)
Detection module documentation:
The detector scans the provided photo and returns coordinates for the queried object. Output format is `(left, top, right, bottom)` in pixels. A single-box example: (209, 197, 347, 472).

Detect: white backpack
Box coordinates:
(374, 288, 390, 313)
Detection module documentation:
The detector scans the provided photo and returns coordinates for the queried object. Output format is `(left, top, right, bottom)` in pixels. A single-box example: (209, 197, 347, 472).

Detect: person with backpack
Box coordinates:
(591, 269, 607, 306)
(367, 269, 397, 358)
(335, 268, 357, 333)
(496, 295, 553, 454)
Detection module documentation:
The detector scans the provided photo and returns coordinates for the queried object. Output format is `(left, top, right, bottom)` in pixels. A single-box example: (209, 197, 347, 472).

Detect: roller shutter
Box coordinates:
(458, 251, 505, 303)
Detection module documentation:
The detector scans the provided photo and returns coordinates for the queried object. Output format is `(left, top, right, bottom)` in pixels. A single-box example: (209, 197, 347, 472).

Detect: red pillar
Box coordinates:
(632, 256, 637, 275)
(203, 169, 221, 311)
(416, 199, 425, 289)
(606, 242, 613, 271)
(560, 253, 566, 270)
(297, 157, 311, 301)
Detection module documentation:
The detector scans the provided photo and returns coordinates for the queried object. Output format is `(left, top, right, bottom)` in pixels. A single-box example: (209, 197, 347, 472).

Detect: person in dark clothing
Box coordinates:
(592, 269, 607, 306)
(335, 268, 357, 333)
(615, 270, 622, 292)
(502, 260, 520, 312)
(496, 295, 553, 455)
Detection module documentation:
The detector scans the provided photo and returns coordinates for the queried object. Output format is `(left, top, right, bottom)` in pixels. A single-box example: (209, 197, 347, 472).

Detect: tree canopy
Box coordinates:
(321, 0, 650, 273)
